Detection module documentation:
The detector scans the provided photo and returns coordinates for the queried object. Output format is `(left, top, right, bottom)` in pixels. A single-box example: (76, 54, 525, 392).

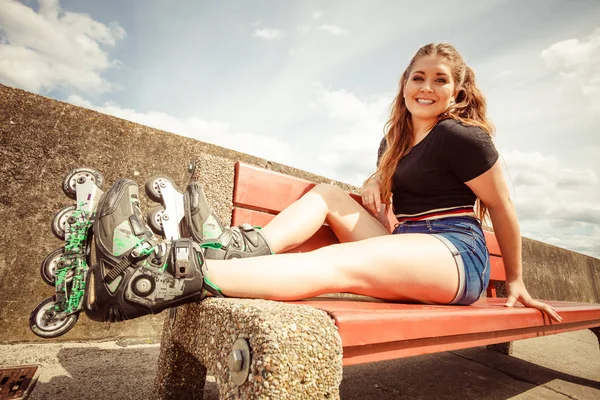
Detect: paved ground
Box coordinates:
(1, 330, 599, 400)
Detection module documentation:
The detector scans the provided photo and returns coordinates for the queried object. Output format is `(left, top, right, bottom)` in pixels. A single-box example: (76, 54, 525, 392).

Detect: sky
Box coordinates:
(1, 0, 599, 258)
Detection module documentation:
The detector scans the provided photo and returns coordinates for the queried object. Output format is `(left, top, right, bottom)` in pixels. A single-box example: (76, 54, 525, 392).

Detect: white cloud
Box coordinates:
(308, 82, 392, 184)
(299, 25, 312, 36)
(312, 11, 323, 21)
(528, 224, 600, 260)
(289, 46, 306, 55)
(490, 69, 512, 82)
(501, 149, 600, 257)
(254, 28, 285, 40)
(319, 25, 349, 36)
(66, 95, 293, 166)
(541, 28, 600, 110)
(300, 22, 349, 37)
(0, 0, 125, 94)
(557, 168, 598, 187)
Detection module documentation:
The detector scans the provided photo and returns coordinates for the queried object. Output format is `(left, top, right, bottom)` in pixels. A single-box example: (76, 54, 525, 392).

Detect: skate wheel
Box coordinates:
(29, 297, 79, 338)
(62, 167, 105, 200)
(147, 205, 166, 235)
(51, 205, 77, 240)
(41, 248, 74, 286)
(145, 175, 176, 202)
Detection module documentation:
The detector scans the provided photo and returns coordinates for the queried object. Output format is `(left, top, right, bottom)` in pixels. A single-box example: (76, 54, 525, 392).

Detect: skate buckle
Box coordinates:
(173, 239, 191, 278)
(130, 240, 155, 259)
(240, 223, 254, 232)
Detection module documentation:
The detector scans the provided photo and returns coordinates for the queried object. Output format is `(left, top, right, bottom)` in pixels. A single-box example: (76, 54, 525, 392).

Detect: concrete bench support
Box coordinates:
(155, 298, 343, 399)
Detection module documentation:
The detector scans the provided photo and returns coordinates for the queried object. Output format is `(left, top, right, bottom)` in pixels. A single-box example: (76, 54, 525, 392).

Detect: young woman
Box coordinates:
(196, 43, 560, 322)
(86, 43, 560, 324)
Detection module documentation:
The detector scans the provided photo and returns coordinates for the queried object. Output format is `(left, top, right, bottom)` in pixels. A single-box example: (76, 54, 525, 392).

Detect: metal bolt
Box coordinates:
(162, 214, 169, 221)
(159, 181, 167, 188)
(77, 176, 86, 184)
(228, 338, 251, 386)
(228, 349, 244, 372)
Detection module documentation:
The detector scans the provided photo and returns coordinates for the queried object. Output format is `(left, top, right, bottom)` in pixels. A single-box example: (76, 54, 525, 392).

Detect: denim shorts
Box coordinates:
(392, 216, 491, 305)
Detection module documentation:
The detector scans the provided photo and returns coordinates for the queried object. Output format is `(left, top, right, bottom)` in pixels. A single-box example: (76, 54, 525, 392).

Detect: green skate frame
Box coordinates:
(52, 178, 104, 318)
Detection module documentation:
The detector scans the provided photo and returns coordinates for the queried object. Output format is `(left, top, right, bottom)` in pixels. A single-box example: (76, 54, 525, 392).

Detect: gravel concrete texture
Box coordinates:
(189, 152, 236, 231)
(154, 298, 343, 399)
(1, 330, 598, 400)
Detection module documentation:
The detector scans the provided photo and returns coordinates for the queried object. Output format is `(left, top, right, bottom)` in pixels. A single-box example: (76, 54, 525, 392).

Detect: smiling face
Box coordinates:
(403, 55, 457, 128)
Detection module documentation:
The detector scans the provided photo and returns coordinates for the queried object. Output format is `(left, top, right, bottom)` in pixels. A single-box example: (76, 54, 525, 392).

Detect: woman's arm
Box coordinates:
(361, 176, 397, 232)
(465, 160, 562, 322)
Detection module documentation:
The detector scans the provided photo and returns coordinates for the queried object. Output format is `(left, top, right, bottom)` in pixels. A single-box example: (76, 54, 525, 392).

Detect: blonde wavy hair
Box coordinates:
(373, 43, 495, 221)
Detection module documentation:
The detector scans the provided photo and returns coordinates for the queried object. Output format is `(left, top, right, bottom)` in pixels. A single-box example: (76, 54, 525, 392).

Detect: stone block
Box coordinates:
(154, 298, 343, 399)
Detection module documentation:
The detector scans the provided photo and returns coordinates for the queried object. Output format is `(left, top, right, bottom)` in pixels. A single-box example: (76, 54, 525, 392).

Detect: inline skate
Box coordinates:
(29, 169, 272, 338)
(29, 170, 223, 338)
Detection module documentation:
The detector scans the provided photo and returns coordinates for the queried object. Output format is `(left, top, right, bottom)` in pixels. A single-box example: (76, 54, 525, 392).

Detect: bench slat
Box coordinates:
(483, 231, 501, 256)
(291, 298, 600, 350)
(233, 162, 362, 213)
(341, 317, 600, 365)
(233, 163, 316, 214)
(489, 256, 506, 281)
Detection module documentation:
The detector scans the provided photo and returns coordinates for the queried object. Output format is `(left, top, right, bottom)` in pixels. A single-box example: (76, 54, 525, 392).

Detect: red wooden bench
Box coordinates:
(231, 162, 600, 366)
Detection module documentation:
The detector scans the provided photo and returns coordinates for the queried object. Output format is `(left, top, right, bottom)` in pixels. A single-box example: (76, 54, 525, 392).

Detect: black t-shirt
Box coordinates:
(377, 118, 499, 217)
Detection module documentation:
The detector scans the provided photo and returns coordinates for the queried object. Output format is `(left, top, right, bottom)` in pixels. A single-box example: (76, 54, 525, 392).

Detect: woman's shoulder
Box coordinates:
(435, 118, 492, 148)
(435, 118, 496, 154)
(435, 118, 487, 136)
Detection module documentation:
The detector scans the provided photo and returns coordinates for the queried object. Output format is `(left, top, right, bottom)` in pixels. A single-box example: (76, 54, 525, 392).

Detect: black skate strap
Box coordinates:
(104, 258, 131, 283)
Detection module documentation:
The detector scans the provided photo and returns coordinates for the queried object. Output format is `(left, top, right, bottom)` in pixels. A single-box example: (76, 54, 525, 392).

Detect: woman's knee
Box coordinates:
(311, 243, 364, 284)
(311, 183, 346, 203)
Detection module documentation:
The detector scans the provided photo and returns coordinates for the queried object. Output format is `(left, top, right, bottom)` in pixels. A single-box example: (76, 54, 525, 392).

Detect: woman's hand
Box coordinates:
(361, 177, 383, 216)
(505, 278, 562, 322)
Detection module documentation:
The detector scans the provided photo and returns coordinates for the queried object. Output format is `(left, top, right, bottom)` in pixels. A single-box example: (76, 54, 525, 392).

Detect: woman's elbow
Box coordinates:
(485, 193, 514, 213)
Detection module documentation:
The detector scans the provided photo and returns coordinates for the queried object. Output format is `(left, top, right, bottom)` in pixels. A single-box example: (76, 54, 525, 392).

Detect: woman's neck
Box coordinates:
(411, 117, 436, 143)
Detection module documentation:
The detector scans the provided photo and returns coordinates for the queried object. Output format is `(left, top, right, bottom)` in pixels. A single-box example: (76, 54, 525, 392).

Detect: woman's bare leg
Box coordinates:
(261, 183, 390, 253)
(207, 233, 460, 304)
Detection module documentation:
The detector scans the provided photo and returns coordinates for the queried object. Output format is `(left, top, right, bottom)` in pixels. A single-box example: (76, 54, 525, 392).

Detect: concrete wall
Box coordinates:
(521, 237, 599, 303)
(1, 84, 598, 343)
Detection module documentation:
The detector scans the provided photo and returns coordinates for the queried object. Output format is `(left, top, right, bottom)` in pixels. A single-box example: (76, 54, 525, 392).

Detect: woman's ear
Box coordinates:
(453, 86, 461, 99)
(452, 86, 462, 103)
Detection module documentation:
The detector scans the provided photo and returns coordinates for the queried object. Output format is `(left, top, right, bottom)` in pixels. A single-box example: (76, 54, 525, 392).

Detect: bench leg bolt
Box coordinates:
(230, 350, 243, 371)
(228, 338, 251, 386)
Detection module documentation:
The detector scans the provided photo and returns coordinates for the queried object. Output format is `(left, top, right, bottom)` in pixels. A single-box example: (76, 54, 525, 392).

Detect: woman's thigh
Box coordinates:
(313, 232, 460, 304)
(315, 184, 390, 242)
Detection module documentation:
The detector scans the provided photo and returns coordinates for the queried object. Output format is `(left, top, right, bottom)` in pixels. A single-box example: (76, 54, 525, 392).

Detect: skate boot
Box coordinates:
(201, 223, 274, 260)
(183, 181, 272, 259)
(30, 167, 105, 339)
(183, 181, 224, 242)
(85, 179, 219, 323)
